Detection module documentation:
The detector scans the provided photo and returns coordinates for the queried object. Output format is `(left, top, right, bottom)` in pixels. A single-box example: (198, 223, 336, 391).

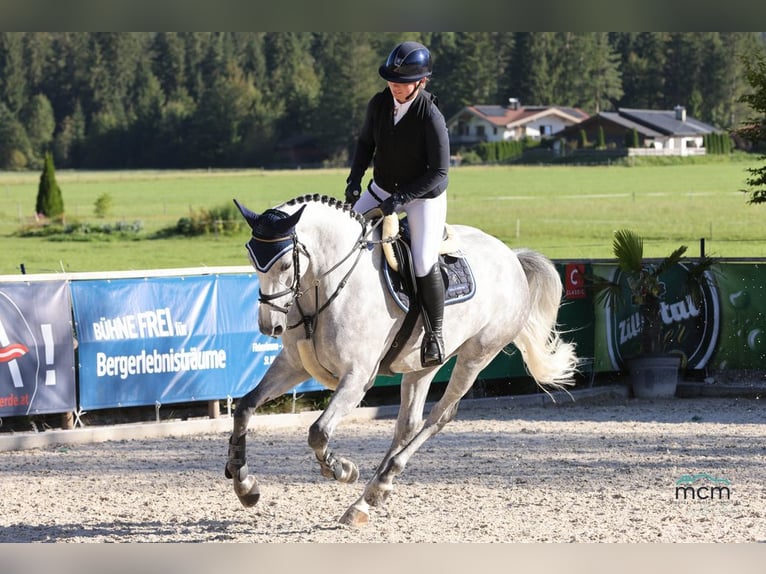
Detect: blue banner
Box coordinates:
(0, 281, 76, 416)
(71, 274, 321, 410)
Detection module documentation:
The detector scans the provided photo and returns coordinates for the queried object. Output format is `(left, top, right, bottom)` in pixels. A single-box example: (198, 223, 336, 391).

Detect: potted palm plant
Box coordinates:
(592, 229, 717, 398)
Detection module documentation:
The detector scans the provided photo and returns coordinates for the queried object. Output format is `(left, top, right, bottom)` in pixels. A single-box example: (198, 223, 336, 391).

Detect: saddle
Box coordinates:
(370, 212, 476, 371)
(381, 216, 476, 312)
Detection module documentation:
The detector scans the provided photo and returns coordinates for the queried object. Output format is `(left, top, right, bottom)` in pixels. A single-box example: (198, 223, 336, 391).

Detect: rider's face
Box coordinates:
(388, 80, 420, 104)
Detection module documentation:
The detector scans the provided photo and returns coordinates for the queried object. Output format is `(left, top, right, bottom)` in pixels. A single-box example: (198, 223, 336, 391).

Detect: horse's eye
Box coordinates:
(280, 260, 292, 272)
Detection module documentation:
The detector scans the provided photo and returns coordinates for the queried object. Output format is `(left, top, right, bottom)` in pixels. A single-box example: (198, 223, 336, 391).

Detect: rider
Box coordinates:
(344, 40, 450, 367)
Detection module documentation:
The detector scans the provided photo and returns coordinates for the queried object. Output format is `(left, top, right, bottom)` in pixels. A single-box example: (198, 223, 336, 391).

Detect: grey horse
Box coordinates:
(226, 194, 578, 526)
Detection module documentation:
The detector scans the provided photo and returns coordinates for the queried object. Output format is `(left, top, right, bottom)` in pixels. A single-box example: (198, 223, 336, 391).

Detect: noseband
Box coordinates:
(255, 232, 307, 315)
(252, 218, 377, 339)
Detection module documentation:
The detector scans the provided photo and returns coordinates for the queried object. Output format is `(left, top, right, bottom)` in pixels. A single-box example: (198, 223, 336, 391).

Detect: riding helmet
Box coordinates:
(379, 41, 432, 83)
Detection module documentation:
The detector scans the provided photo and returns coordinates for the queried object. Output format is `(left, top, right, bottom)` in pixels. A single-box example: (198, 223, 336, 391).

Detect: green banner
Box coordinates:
(374, 262, 595, 388)
(594, 262, 766, 372)
(709, 263, 766, 369)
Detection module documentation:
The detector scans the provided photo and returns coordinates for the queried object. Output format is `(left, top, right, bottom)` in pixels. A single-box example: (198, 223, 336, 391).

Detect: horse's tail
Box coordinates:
(513, 248, 578, 393)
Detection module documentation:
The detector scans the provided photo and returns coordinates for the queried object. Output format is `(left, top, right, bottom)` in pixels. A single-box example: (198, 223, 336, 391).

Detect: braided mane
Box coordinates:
(284, 194, 366, 227)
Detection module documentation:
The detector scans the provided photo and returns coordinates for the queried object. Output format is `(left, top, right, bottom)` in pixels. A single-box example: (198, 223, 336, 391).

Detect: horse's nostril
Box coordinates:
(273, 325, 283, 337)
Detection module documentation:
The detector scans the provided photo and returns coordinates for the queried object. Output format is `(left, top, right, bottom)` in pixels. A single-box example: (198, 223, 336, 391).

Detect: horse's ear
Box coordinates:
(233, 199, 260, 230)
(270, 204, 307, 236)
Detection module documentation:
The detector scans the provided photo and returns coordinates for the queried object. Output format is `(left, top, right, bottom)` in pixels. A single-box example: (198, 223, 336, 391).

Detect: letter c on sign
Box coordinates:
(569, 266, 581, 287)
(565, 263, 587, 299)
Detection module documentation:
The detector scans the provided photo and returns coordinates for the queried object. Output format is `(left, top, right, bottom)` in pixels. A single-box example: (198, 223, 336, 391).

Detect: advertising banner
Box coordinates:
(423, 262, 595, 387)
(707, 262, 766, 370)
(71, 274, 321, 410)
(0, 281, 76, 416)
(593, 262, 723, 371)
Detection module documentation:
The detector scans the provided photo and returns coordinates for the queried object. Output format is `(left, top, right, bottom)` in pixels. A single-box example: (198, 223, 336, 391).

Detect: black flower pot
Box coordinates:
(627, 355, 681, 399)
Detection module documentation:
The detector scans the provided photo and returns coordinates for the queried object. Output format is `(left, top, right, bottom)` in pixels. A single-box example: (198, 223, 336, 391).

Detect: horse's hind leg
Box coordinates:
(338, 368, 437, 526)
(340, 354, 491, 526)
(226, 352, 309, 508)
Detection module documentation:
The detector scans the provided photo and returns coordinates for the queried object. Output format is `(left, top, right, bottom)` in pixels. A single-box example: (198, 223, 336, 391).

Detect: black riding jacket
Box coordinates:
(347, 87, 450, 202)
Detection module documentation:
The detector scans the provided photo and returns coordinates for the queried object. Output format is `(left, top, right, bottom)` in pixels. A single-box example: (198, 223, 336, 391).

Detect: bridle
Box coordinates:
(254, 215, 389, 339)
(254, 232, 307, 315)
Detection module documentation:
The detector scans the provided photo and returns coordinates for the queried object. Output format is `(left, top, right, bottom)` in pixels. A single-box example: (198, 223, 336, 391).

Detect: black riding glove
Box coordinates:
(345, 180, 362, 206)
(380, 193, 404, 216)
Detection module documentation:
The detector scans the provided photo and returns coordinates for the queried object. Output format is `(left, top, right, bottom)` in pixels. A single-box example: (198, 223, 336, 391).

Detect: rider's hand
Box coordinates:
(345, 181, 361, 206)
(380, 194, 403, 216)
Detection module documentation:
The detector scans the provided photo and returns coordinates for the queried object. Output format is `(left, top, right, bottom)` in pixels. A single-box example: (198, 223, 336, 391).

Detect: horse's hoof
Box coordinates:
(233, 474, 261, 508)
(332, 459, 359, 483)
(237, 490, 261, 508)
(364, 481, 393, 507)
(339, 506, 369, 527)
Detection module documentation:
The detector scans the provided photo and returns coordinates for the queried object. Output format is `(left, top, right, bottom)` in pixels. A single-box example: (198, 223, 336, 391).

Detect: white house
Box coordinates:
(446, 98, 589, 147)
(553, 106, 721, 156)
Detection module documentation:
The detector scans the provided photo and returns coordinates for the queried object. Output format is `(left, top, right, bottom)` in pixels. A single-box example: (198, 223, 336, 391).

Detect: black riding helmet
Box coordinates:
(379, 41, 432, 83)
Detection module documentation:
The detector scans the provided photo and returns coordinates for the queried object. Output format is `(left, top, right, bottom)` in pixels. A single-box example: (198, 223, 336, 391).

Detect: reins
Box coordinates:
(257, 209, 395, 340)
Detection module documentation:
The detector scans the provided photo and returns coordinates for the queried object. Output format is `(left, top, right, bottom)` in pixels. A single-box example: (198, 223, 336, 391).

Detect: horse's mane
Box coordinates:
(283, 194, 366, 227)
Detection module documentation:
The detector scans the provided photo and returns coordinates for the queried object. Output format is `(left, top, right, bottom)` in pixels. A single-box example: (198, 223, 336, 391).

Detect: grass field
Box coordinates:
(1, 157, 764, 275)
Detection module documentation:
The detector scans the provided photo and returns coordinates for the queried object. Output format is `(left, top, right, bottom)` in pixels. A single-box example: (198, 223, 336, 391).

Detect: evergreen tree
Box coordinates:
(555, 33, 622, 112)
(738, 51, 766, 203)
(36, 151, 64, 217)
(718, 32, 765, 129)
(263, 32, 320, 142)
(664, 33, 706, 110)
(491, 32, 516, 104)
(22, 93, 56, 162)
(588, 32, 623, 112)
(53, 100, 86, 167)
(0, 32, 27, 116)
(442, 33, 500, 110)
(313, 32, 379, 162)
(0, 32, 762, 169)
(510, 32, 556, 106)
(22, 32, 53, 94)
(0, 101, 32, 168)
(151, 32, 186, 100)
(127, 59, 165, 166)
(614, 32, 667, 109)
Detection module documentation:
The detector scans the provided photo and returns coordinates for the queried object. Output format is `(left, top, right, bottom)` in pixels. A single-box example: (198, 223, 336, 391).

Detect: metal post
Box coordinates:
(61, 411, 74, 430)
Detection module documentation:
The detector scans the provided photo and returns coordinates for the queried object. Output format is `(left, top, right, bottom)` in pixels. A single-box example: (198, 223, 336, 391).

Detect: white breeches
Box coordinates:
(354, 181, 447, 277)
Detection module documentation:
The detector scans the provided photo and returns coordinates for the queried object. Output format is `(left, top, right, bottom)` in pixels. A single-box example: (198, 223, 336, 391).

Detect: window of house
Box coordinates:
(476, 125, 485, 137)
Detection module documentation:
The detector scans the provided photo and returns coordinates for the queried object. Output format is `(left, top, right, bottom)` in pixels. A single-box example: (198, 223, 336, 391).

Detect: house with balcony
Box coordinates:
(446, 98, 589, 148)
(553, 106, 721, 156)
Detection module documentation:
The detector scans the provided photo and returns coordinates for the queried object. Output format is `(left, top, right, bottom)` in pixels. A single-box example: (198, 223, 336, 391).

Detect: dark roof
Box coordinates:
(553, 108, 720, 139)
(596, 112, 663, 137)
(618, 108, 718, 136)
(474, 105, 508, 117)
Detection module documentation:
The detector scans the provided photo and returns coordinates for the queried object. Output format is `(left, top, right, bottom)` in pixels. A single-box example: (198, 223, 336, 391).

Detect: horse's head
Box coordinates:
(234, 199, 308, 337)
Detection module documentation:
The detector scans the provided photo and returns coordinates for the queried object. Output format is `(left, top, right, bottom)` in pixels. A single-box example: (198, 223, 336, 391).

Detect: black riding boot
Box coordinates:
(416, 264, 445, 367)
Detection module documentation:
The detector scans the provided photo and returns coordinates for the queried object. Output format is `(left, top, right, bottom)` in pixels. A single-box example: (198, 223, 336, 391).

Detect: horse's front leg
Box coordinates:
(308, 369, 375, 485)
(225, 352, 309, 508)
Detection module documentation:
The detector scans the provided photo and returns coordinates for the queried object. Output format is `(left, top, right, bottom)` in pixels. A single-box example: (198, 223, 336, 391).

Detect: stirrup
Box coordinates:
(420, 332, 444, 367)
